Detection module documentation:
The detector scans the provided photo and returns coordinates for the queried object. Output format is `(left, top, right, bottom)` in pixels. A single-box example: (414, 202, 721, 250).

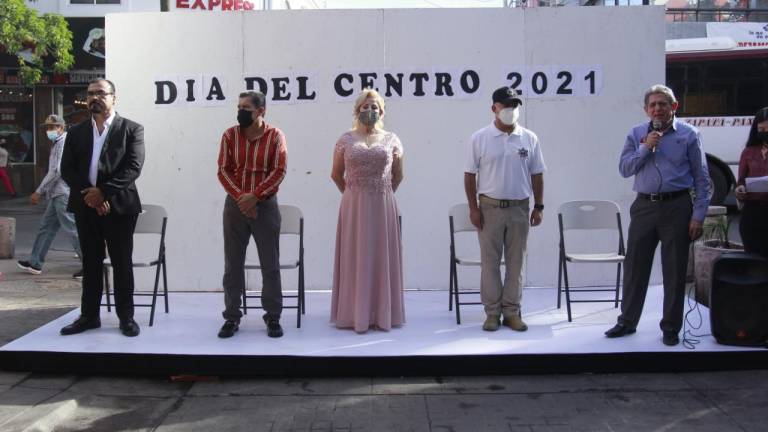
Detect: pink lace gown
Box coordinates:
(331, 130, 405, 332)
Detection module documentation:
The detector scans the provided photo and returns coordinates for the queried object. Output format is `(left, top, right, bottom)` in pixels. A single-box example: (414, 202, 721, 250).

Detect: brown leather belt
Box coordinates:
(479, 195, 528, 208)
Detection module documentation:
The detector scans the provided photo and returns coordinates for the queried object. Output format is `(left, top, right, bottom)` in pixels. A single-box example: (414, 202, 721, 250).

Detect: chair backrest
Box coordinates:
(134, 204, 167, 234)
(449, 203, 476, 234)
(279, 204, 303, 235)
(558, 200, 620, 231)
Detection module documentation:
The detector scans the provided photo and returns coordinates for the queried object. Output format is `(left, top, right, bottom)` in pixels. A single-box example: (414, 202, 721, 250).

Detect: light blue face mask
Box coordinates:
(46, 131, 60, 141)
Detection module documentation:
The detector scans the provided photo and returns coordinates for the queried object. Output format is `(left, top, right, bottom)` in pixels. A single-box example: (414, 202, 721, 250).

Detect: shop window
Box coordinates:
(0, 88, 34, 164)
(57, 87, 91, 127)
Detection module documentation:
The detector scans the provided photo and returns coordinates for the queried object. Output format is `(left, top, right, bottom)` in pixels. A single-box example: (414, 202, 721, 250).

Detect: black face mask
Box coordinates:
(757, 131, 768, 143)
(237, 109, 254, 128)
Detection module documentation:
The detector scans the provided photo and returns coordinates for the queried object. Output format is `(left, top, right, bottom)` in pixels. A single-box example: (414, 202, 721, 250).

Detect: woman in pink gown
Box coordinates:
(330, 89, 405, 333)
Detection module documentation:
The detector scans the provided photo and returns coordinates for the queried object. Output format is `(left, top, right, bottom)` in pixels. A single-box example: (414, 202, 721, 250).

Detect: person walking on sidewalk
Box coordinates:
(0, 142, 16, 197)
(17, 115, 83, 279)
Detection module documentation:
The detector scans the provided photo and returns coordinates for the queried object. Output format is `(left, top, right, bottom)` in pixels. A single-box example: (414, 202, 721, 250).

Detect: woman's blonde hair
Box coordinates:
(351, 88, 386, 130)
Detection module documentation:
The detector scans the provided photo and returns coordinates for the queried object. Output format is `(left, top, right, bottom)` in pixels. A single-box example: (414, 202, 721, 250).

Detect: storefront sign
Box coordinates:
(173, 0, 256, 10)
(0, 68, 104, 86)
(707, 22, 768, 48)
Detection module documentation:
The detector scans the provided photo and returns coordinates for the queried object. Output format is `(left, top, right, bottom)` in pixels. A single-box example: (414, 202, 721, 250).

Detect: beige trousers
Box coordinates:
(478, 197, 529, 317)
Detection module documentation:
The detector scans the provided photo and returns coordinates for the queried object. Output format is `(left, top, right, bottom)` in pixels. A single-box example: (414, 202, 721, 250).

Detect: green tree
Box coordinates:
(0, 0, 74, 86)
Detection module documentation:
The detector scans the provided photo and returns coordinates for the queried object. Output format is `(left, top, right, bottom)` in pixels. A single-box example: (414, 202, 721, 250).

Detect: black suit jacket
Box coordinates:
(61, 114, 145, 215)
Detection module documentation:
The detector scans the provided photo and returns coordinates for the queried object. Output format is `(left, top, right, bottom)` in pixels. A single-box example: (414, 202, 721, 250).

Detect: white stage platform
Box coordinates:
(1, 287, 765, 376)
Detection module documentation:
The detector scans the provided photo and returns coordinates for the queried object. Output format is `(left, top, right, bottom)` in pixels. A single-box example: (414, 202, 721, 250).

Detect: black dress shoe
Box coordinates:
(218, 320, 239, 338)
(60, 316, 101, 335)
(662, 331, 680, 346)
(604, 324, 636, 338)
(263, 314, 283, 338)
(119, 319, 140, 337)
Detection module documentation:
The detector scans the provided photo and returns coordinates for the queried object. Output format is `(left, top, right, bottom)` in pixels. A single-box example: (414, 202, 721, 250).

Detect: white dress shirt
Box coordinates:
(88, 112, 115, 186)
(465, 122, 546, 200)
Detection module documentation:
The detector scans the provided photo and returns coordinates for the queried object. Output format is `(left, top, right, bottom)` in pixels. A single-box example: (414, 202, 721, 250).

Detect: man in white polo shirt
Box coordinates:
(464, 86, 546, 332)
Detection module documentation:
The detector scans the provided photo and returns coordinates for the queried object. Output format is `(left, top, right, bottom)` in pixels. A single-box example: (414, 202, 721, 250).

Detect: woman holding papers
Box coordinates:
(735, 107, 768, 257)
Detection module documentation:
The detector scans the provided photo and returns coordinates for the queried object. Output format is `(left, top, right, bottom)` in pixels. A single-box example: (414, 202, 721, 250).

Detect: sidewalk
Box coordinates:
(1, 195, 765, 432)
(0, 196, 81, 346)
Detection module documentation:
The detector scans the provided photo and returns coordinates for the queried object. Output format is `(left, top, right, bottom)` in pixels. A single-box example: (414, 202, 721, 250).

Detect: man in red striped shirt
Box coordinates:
(217, 91, 287, 339)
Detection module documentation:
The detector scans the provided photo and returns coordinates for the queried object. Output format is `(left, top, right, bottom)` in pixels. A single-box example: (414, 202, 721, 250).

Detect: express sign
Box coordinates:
(173, 0, 256, 10)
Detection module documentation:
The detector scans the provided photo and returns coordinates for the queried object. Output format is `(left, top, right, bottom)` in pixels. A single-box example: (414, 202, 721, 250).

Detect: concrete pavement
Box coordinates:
(1, 195, 765, 431)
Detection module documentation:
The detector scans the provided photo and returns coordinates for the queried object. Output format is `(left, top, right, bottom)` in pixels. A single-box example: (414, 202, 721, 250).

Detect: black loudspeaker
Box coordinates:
(710, 252, 768, 347)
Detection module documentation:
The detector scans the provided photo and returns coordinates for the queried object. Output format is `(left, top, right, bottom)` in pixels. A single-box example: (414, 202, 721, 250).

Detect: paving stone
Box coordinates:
(698, 388, 768, 432)
(157, 394, 430, 432)
(0, 392, 178, 432)
(16, 373, 78, 390)
(680, 369, 768, 390)
(0, 386, 62, 425)
(371, 376, 445, 394)
(68, 376, 189, 398)
(0, 371, 28, 386)
(188, 377, 372, 397)
(424, 390, 743, 432)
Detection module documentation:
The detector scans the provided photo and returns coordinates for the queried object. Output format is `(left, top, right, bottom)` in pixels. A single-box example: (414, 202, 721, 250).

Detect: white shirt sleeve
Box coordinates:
(528, 132, 546, 175)
(464, 132, 480, 174)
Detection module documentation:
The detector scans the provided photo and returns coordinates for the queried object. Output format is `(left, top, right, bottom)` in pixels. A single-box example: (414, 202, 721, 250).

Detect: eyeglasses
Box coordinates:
(86, 91, 113, 98)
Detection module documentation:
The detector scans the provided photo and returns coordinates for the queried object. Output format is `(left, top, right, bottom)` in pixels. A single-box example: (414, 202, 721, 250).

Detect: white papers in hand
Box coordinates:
(745, 176, 768, 192)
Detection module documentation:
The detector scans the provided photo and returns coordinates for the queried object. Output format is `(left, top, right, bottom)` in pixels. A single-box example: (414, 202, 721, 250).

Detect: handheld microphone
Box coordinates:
(651, 120, 662, 153)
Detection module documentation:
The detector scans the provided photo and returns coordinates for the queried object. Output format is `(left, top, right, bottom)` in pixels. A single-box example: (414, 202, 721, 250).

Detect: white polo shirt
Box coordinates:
(465, 122, 546, 200)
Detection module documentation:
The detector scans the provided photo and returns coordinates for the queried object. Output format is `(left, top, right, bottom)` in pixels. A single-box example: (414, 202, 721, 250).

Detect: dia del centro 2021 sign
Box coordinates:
(153, 65, 603, 107)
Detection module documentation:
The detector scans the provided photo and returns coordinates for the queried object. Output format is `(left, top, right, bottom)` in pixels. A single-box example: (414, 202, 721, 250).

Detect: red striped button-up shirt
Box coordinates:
(217, 122, 287, 200)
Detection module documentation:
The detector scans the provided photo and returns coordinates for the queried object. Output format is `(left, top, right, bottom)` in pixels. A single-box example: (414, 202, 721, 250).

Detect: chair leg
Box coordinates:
(296, 269, 302, 329)
(614, 262, 622, 308)
(448, 260, 453, 311)
(242, 287, 248, 315)
(149, 263, 161, 327)
(452, 261, 461, 325)
(448, 256, 454, 311)
(162, 258, 169, 313)
(104, 266, 112, 312)
(296, 293, 301, 328)
(300, 263, 306, 315)
(563, 261, 572, 322)
(557, 255, 563, 309)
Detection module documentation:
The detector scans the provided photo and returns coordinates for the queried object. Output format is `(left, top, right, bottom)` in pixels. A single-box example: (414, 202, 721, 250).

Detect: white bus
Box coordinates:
(666, 36, 768, 206)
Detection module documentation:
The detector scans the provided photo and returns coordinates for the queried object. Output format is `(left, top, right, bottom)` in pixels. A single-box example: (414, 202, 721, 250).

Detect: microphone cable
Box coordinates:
(649, 120, 664, 195)
(681, 249, 711, 350)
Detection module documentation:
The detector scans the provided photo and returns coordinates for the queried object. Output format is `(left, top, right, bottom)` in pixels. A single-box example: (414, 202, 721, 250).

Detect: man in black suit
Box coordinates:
(60, 78, 145, 337)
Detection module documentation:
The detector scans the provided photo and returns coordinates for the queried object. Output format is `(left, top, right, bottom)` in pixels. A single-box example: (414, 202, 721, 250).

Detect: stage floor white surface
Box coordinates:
(1, 286, 754, 357)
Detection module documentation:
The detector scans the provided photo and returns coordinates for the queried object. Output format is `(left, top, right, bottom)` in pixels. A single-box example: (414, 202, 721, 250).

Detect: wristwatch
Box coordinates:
(533, 204, 544, 211)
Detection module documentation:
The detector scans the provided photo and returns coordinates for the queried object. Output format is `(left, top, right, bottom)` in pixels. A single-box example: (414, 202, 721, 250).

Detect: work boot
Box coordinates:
(502, 314, 528, 332)
(482, 315, 500, 331)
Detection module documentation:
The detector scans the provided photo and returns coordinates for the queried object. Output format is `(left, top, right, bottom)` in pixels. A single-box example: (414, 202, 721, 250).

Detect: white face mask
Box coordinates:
(498, 107, 519, 126)
(46, 131, 60, 141)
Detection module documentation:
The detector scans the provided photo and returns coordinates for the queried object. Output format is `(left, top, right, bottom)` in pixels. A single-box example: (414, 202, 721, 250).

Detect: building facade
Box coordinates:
(0, 0, 160, 195)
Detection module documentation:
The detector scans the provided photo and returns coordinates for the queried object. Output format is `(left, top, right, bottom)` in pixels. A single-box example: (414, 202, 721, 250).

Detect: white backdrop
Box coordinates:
(106, 6, 666, 291)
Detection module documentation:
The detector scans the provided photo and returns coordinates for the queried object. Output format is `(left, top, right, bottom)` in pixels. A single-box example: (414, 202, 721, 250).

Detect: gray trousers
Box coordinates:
(618, 194, 692, 333)
(222, 194, 282, 322)
(478, 198, 529, 317)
